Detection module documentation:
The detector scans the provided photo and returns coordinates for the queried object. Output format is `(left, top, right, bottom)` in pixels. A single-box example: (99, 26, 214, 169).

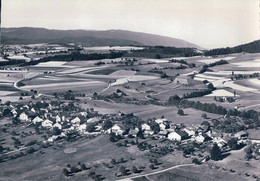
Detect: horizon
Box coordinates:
(1, 26, 259, 49)
(1, 0, 260, 49)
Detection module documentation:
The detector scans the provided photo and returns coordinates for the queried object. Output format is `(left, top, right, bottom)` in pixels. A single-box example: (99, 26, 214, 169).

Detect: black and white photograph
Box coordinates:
(0, 0, 260, 180)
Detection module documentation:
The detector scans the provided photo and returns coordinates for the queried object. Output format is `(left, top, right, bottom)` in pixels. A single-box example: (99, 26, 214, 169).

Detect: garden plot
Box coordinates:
(205, 70, 260, 76)
(111, 74, 159, 86)
(248, 78, 260, 86)
(7, 55, 31, 61)
(22, 80, 105, 90)
(60, 65, 109, 74)
(0, 91, 17, 96)
(222, 81, 258, 92)
(141, 58, 169, 63)
(233, 59, 260, 68)
(111, 78, 129, 86)
(128, 75, 159, 82)
(169, 57, 191, 60)
(194, 72, 259, 92)
(206, 89, 235, 97)
(35, 61, 77, 68)
(84, 46, 144, 51)
(109, 70, 136, 77)
(198, 56, 236, 64)
(194, 74, 223, 82)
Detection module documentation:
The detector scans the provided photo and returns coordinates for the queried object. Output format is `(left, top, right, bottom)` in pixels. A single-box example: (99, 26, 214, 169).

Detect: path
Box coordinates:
(117, 163, 194, 181)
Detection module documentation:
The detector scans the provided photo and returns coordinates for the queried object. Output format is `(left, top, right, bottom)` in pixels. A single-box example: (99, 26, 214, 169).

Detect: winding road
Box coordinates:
(117, 163, 194, 181)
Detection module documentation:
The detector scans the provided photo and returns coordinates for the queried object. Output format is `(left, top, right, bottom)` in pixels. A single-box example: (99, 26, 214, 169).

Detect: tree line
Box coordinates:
(20, 51, 124, 66)
(205, 40, 260, 56)
(167, 94, 260, 125)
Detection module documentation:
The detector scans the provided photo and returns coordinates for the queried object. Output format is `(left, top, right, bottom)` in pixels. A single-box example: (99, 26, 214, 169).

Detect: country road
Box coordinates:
(117, 163, 194, 181)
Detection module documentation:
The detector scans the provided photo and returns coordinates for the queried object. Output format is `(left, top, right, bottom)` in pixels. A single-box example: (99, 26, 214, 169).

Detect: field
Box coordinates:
(131, 164, 249, 181)
(1, 49, 260, 181)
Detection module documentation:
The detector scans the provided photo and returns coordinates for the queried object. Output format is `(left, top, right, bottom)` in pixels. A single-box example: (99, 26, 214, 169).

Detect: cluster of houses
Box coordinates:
(1, 100, 249, 150)
(1, 101, 104, 142)
(106, 117, 248, 150)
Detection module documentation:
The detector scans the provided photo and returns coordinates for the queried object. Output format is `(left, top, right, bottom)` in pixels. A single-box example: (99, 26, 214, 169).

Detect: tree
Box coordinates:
(149, 122, 160, 134)
(192, 158, 201, 165)
(111, 158, 116, 165)
(177, 109, 184, 116)
(132, 166, 139, 173)
(70, 166, 81, 173)
(155, 54, 161, 59)
(119, 166, 127, 176)
(207, 83, 215, 90)
(201, 113, 208, 119)
(62, 168, 70, 177)
(210, 143, 222, 161)
(103, 120, 113, 130)
(80, 163, 89, 170)
(149, 164, 156, 169)
(227, 138, 238, 150)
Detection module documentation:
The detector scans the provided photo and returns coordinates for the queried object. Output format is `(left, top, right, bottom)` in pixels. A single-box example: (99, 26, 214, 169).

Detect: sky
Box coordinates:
(1, 0, 259, 49)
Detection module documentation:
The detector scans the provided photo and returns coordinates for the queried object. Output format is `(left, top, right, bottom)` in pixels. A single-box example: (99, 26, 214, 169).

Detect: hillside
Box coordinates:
(205, 39, 260, 56)
(0, 27, 201, 48)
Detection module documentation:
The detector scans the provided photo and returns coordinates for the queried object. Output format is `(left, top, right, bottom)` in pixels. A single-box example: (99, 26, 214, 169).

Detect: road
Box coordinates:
(239, 103, 260, 110)
(117, 163, 194, 181)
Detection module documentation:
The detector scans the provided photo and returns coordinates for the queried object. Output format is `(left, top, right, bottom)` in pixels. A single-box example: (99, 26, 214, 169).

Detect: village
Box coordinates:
(1, 89, 259, 180)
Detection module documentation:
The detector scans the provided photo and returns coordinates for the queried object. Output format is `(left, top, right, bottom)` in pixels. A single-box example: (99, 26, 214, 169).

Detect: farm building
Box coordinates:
(78, 124, 87, 131)
(33, 116, 43, 124)
(235, 131, 248, 139)
(111, 124, 123, 135)
(42, 119, 53, 128)
(168, 131, 182, 141)
(56, 115, 61, 123)
(87, 117, 99, 123)
(155, 118, 168, 124)
(141, 123, 151, 131)
(71, 117, 81, 125)
(195, 134, 205, 143)
(19, 112, 29, 122)
(174, 76, 193, 85)
(183, 128, 195, 136)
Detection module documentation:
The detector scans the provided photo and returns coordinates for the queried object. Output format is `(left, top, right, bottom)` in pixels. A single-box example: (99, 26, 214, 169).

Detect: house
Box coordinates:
(128, 128, 139, 137)
(56, 115, 61, 123)
(23, 105, 29, 110)
(155, 118, 167, 124)
(42, 119, 53, 128)
(159, 123, 166, 131)
(11, 109, 17, 116)
(53, 122, 62, 129)
(19, 112, 29, 121)
(168, 131, 182, 141)
(87, 117, 99, 123)
(158, 130, 168, 138)
(32, 116, 43, 124)
(195, 134, 205, 143)
(235, 131, 248, 139)
(141, 124, 151, 131)
(213, 137, 227, 148)
(183, 128, 195, 136)
(111, 124, 123, 135)
(71, 117, 81, 125)
(80, 112, 87, 117)
(78, 124, 87, 131)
